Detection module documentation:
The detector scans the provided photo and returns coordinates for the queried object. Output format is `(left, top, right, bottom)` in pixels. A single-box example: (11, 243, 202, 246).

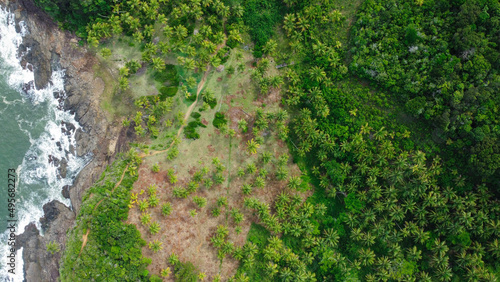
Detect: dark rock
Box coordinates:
(5, 0, 136, 280)
(15, 200, 75, 282)
(61, 121, 76, 136)
(75, 129, 89, 157)
(62, 185, 70, 199)
(19, 37, 51, 90)
(15, 223, 40, 250)
(48, 155, 60, 166)
(69, 144, 75, 156)
(39, 201, 60, 231)
(58, 158, 67, 178)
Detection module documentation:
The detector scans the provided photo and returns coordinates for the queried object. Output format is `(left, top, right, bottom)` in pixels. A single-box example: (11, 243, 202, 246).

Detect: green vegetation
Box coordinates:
(242, 0, 284, 57)
(173, 260, 199, 282)
(212, 112, 228, 129)
(60, 151, 150, 280)
(43, 0, 500, 280)
(46, 241, 60, 255)
(32, 0, 114, 37)
(350, 0, 500, 188)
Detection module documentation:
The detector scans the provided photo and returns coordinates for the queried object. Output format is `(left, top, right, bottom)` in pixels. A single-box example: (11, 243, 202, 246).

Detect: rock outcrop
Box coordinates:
(0, 0, 133, 281)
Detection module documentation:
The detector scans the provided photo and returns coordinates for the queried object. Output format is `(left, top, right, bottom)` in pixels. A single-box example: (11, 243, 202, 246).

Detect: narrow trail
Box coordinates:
(139, 40, 227, 158)
(139, 68, 210, 158)
(78, 164, 129, 257)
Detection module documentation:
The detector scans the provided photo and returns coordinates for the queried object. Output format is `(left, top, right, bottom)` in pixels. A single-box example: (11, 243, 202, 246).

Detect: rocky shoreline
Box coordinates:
(1, 0, 132, 281)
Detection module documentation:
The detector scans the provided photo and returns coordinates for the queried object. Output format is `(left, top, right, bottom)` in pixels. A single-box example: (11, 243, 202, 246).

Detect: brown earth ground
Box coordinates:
(126, 50, 311, 280)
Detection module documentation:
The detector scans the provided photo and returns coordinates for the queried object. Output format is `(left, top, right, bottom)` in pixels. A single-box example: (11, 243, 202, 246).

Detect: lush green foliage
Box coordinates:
(212, 112, 228, 129)
(350, 0, 500, 187)
(60, 152, 150, 281)
(242, 0, 284, 57)
(173, 260, 199, 282)
(46, 241, 60, 255)
(32, 0, 113, 37)
(41, 0, 500, 280)
(235, 0, 500, 281)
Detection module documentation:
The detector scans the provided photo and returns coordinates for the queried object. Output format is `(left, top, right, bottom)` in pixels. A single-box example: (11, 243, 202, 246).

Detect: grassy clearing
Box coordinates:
(124, 43, 311, 280)
(92, 61, 134, 119)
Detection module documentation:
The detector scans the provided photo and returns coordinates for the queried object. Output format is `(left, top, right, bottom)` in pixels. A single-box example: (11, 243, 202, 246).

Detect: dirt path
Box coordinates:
(140, 41, 227, 158)
(78, 164, 129, 257)
(139, 68, 210, 158)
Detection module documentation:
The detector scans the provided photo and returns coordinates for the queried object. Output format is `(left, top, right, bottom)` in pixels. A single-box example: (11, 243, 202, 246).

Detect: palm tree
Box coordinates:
(322, 228, 339, 248)
(488, 239, 500, 258)
(183, 58, 196, 70)
(213, 31, 226, 45)
(435, 266, 453, 281)
(161, 203, 172, 216)
(254, 177, 265, 189)
(280, 267, 293, 282)
(247, 139, 260, 154)
(151, 57, 165, 71)
(358, 248, 376, 266)
(140, 212, 151, 226)
(163, 24, 173, 38)
(266, 262, 279, 277)
(149, 222, 161, 235)
(373, 127, 388, 141)
(296, 15, 310, 32)
(175, 25, 188, 40)
(228, 29, 243, 43)
(143, 24, 154, 39)
(148, 240, 163, 253)
(238, 119, 248, 132)
(276, 166, 288, 181)
(263, 39, 278, 56)
(283, 14, 296, 33)
(287, 176, 301, 190)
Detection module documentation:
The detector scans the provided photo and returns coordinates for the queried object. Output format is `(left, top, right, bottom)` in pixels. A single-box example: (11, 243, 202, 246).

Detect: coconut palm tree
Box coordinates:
(287, 176, 301, 190)
(149, 222, 161, 234)
(247, 139, 260, 154)
(263, 39, 278, 56)
(309, 66, 326, 82)
(148, 240, 163, 253)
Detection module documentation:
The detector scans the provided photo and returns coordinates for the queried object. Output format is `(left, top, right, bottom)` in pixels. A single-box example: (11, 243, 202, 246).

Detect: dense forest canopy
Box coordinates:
(27, 0, 500, 281)
(350, 0, 500, 189)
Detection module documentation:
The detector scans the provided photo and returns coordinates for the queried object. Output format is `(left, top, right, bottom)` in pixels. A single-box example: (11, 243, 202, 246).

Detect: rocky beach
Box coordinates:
(0, 0, 132, 280)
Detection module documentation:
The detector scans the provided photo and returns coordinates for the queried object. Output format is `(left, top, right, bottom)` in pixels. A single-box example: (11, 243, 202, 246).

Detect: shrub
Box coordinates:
(174, 261, 199, 282)
(242, 0, 283, 57)
(46, 241, 60, 254)
(213, 112, 228, 129)
(159, 86, 178, 99)
(161, 203, 172, 216)
(151, 163, 160, 173)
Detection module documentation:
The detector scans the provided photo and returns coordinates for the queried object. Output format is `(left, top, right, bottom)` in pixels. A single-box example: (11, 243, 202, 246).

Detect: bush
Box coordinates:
(46, 241, 60, 254)
(213, 112, 228, 129)
(184, 120, 206, 140)
(152, 65, 179, 85)
(61, 158, 150, 281)
(159, 86, 178, 99)
(174, 261, 198, 282)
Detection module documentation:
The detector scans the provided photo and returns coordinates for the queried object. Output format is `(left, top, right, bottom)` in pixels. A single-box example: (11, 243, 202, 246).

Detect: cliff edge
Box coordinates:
(0, 0, 132, 281)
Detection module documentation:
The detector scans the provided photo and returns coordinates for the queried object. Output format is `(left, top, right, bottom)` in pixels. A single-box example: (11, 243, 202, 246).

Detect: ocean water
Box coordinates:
(0, 7, 88, 281)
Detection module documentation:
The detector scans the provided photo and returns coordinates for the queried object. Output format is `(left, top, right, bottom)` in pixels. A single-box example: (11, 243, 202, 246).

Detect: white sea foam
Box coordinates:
(0, 7, 89, 282)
